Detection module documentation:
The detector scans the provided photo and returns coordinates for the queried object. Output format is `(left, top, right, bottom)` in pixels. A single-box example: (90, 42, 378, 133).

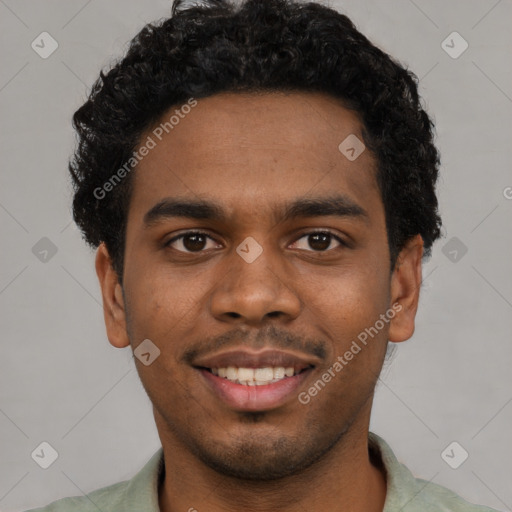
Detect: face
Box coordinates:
(97, 91, 422, 480)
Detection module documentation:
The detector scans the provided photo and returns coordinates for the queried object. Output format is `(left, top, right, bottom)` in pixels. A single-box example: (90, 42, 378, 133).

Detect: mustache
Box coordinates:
(181, 324, 327, 365)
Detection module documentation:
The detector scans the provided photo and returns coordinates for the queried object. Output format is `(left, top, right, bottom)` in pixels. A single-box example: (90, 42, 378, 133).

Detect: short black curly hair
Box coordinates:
(70, 0, 442, 279)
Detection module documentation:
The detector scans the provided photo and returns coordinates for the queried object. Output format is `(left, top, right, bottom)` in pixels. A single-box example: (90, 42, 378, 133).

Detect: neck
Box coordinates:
(156, 409, 386, 512)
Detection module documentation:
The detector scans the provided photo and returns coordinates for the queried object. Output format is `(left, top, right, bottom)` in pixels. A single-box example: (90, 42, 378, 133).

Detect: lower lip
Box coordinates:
(199, 368, 312, 412)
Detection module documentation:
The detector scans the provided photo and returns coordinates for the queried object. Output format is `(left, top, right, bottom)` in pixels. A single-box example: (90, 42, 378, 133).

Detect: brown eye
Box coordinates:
(291, 231, 345, 252)
(166, 231, 219, 253)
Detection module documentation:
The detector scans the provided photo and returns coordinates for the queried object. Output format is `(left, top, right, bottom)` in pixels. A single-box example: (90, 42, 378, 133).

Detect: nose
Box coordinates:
(209, 241, 302, 326)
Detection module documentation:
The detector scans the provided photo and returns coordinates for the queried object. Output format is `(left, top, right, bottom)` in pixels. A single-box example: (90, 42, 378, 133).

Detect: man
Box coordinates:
(26, 0, 498, 510)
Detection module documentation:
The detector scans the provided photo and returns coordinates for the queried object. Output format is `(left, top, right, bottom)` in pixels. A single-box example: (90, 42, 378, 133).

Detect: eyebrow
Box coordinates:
(143, 195, 369, 227)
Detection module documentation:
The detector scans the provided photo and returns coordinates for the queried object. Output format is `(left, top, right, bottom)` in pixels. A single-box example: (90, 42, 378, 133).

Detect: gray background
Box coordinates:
(1, 0, 511, 510)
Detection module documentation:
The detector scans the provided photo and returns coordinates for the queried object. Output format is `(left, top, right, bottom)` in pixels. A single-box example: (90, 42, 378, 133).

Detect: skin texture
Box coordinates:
(95, 91, 424, 512)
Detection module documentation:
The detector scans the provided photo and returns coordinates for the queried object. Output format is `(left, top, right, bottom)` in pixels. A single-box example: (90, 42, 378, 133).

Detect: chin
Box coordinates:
(189, 426, 344, 481)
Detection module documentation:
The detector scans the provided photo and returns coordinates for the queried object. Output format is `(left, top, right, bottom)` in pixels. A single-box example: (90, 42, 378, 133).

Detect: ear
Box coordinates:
(388, 234, 424, 343)
(95, 243, 130, 348)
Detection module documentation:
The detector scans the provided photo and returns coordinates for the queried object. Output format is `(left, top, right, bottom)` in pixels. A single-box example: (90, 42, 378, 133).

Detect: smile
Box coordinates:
(207, 365, 310, 386)
(198, 365, 314, 412)
(191, 348, 319, 411)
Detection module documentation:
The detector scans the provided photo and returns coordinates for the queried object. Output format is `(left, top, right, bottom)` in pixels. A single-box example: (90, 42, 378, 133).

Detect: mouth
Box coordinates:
(203, 365, 311, 385)
(192, 349, 317, 411)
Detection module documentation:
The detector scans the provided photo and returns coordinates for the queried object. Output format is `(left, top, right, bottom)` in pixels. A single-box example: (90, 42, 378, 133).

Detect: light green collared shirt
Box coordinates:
(25, 432, 498, 511)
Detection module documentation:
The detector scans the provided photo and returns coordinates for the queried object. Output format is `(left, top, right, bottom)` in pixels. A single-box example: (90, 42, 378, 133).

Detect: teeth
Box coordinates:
(238, 368, 255, 381)
(226, 366, 238, 380)
(273, 367, 285, 379)
(211, 366, 301, 385)
(254, 367, 274, 382)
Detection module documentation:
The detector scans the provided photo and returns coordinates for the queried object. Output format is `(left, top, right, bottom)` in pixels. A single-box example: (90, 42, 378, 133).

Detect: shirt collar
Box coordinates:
(123, 446, 164, 511)
(369, 431, 435, 511)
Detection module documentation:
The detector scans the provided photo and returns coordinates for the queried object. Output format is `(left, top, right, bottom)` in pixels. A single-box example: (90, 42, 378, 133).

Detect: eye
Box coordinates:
(290, 230, 347, 252)
(165, 231, 220, 253)
(165, 229, 347, 254)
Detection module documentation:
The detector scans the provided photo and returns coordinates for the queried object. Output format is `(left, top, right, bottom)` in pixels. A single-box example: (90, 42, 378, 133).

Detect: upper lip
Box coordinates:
(192, 349, 318, 372)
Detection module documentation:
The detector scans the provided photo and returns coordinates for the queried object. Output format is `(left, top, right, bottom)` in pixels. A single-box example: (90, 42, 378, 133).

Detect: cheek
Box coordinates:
(304, 267, 390, 407)
(124, 259, 218, 354)
(303, 267, 391, 398)
(308, 260, 390, 333)
(124, 263, 187, 341)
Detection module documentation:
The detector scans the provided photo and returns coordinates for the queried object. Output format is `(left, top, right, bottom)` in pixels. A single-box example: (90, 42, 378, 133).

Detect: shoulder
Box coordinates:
(369, 432, 500, 512)
(402, 475, 500, 512)
(23, 479, 130, 511)
(23, 447, 164, 512)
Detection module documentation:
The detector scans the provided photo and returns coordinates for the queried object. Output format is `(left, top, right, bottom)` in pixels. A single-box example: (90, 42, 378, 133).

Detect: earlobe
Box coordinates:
(95, 243, 131, 349)
(387, 235, 424, 343)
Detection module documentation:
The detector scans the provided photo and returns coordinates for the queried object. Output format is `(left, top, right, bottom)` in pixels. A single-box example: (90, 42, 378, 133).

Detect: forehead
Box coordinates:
(129, 91, 381, 224)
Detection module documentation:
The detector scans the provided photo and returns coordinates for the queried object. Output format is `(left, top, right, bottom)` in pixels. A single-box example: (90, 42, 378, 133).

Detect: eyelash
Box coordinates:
(164, 229, 348, 254)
